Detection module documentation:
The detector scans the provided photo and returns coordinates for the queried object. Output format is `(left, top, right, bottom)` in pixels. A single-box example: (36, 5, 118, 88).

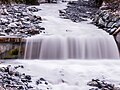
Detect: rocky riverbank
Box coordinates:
(0, 65, 52, 90)
(1, 61, 120, 90)
(59, 0, 120, 34)
(92, 9, 120, 35)
(59, 0, 120, 52)
(91, 3, 120, 51)
(59, 0, 99, 22)
(87, 79, 120, 90)
(0, 4, 45, 37)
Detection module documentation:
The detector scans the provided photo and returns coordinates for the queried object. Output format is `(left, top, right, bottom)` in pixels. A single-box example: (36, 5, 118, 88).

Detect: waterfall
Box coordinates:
(23, 3, 119, 60)
(24, 34, 119, 59)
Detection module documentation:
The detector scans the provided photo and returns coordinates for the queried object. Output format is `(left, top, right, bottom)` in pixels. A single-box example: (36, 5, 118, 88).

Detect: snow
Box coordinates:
(1, 60, 120, 90)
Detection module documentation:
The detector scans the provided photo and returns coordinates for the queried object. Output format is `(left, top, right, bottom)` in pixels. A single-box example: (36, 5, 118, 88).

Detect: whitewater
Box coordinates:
(24, 3, 119, 59)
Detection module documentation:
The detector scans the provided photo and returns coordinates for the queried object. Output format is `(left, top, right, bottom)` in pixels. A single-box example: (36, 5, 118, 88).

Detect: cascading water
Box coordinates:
(24, 34, 119, 59)
(24, 3, 119, 59)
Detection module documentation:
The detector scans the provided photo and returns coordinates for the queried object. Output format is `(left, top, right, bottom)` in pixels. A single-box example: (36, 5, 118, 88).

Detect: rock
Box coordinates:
(8, 23, 17, 28)
(27, 29, 40, 35)
(25, 75, 31, 80)
(0, 18, 9, 23)
(0, 33, 6, 36)
(34, 15, 42, 21)
(68, 1, 77, 5)
(98, 17, 105, 28)
(28, 7, 41, 12)
(114, 19, 120, 27)
(0, 65, 35, 90)
(21, 12, 28, 16)
(40, 78, 46, 81)
(14, 71, 20, 77)
(40, 27, 45, 30)
(87, 79, 115, 90)
(59, 10, 66, 14)
(92, 9, 120, 35)
(107, 21, 114, 28)
(111, 16, 120, 22)
(109, 27, 117, 35)
(102, 13, 109, 20)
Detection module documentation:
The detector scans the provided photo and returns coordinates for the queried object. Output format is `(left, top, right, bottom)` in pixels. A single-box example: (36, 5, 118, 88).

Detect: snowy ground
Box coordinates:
(1, 60, 120, 90)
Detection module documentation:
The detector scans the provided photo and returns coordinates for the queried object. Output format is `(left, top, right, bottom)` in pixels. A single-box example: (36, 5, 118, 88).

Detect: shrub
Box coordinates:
(9, 48, 19, 56)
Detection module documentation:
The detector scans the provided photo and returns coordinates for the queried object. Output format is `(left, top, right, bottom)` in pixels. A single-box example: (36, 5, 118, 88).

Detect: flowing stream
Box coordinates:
(24, 3, 119, 59)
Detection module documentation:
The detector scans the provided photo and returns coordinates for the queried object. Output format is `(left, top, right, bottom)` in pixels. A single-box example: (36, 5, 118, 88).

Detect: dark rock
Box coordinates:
(98, 17, 105, 26)
(107, 22, 114, 28)
(28, 7, 41, 12)
(87, 79, 114, 90)
(45, 82, 48, 85)
(92, 9, 120, 35)
(27, 29, 40, 35)
(114, 19, 120, 27)
(109, 27, 117, 35)
(14, 71, 20, 77)
(25, 75, 31, 80)
(40, 78, 46, 81)
(68, 1, 78, 5)
(40, 27, 45, 30)
(4, 28, 12, 34)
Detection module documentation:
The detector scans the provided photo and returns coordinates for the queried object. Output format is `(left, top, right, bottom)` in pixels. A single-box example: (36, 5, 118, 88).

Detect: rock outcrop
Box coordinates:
(92, 10, 120, 35)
